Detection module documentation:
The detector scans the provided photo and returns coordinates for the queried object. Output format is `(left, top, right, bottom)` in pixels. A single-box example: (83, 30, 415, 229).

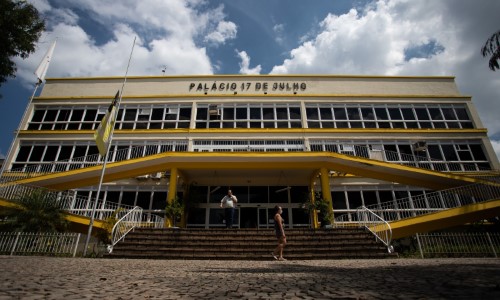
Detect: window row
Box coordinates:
(27, 102, 475, 131)
(309, 140, 490, 171)
(11, 141, 188, 172)
(305, 103, 473, 129)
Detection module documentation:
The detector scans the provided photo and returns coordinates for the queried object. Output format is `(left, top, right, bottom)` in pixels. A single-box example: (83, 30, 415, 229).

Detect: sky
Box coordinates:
(1, 0, 500, 161)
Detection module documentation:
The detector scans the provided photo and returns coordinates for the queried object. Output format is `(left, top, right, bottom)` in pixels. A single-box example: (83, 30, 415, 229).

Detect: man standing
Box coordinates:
(220, 189, 238, 228)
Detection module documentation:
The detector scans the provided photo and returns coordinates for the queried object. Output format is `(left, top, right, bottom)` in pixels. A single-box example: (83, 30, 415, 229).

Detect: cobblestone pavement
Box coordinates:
(0, 256, 499, 299)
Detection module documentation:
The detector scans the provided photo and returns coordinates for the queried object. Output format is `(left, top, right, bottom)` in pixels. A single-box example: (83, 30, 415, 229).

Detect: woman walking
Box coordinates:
(271, 205, 287, 261)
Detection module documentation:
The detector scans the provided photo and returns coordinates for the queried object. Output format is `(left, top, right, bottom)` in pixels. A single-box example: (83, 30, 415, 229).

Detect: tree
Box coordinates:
(0, 190, 68, 233)
(0, 0, 45, 87)
(481, 30, 500, 71)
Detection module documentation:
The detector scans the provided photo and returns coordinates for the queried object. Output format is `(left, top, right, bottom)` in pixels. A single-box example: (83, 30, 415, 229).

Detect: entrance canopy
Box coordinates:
(10, 152, 489, 190)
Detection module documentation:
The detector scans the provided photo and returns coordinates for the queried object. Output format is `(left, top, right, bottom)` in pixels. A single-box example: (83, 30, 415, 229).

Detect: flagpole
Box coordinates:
(83, 36, 137, 256)
(0, 40, 56, 180)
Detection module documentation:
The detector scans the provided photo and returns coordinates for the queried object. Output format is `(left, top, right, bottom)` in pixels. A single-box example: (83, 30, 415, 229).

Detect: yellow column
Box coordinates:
(309, 172, 319, 229)
(165, 167, 178, 227)
(320, 167, 334, 223)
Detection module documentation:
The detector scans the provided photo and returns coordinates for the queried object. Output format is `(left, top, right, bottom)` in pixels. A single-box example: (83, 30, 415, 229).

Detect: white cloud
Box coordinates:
(269, 0, 500, 161)
(273, 23, 285, 45)
(204, 21, 237, 45)
(237, 51, 261, 75)
(14, 0, 233, 85)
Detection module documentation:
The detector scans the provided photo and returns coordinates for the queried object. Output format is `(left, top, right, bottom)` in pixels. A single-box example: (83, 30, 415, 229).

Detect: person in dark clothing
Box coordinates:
(271, 205, 287, 261)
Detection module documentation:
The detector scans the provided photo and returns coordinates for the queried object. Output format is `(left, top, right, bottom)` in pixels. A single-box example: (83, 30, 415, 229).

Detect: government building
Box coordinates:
(4, 74, 499, 229)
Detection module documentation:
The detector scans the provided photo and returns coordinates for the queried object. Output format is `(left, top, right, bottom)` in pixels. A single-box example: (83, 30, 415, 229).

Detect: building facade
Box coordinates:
(4, 75, 499, 229)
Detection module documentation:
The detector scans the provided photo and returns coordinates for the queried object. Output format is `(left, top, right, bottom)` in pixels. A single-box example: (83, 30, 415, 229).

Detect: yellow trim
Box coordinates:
(0, 198, 107, 232)
(11, 151, 495, 191)
(34, 94, 471, 100)
(18, 128, 489, 135)
(45, 74, 456, 81)
(390, 199, 500, 239)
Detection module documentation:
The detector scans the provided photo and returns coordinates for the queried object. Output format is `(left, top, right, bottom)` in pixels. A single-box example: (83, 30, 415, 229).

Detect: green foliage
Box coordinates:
(0, 190, 68, 233)
(302, 191, 334, 226)
(481, 30, 500, 71)
(0, 0, 45, 88)
(165, 196, 184, 227)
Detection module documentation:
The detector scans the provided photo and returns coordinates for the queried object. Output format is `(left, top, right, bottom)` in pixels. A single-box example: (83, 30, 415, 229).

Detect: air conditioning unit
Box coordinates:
(413, 141, 427, 151)
(150, 172, 162, 180)
(208, 105, 220, 115)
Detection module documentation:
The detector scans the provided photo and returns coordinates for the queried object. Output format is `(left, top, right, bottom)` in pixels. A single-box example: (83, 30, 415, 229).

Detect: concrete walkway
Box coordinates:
(0, 256, 499, 299)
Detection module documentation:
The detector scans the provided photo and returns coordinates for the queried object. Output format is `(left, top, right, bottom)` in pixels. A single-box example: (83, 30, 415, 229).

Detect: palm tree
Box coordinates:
(481, 30, 500, 71)
(0, 190, 68, 232)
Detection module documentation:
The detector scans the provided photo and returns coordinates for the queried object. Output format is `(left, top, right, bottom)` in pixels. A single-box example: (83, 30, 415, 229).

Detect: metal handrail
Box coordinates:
(334, 182, 500, 224)
(109, 206, 143, 253)
(0, 182, 136, 221)
(356, 206, 393, 253)
(2, 141, 498, 184)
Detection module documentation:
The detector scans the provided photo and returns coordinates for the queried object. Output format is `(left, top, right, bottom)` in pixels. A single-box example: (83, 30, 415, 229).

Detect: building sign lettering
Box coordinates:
(188, 82, 306, 93)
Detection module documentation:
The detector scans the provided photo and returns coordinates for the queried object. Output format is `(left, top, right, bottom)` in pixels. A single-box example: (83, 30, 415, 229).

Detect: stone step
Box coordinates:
(107, 227, 395, 260)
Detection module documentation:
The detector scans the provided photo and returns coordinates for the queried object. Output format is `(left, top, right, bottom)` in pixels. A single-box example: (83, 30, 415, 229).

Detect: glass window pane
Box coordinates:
(361, 108, 375, 120)
(375, 108, 388, 120)
(57, 110, 71, 121)
(289, 107, 301, 119)
(441, 144, 458, 160)
(415, 108, 430, 120)
(388, 108, 402, 120)
(347, 108, 361, 120)
(347, 191, 362, 208)
(428, 108, 443, 120)
(29, 146, 44, 161)
(469, 144, 487, 160)
(334, 108, 347, 119)
(44, 110, 57, 122)
(427, 145, 443, 160)
(441, 108, 456, 120)
(42, 146, 58, 162)
(124, 109, 137, 121)
(263, 108, 274, 120)
(401, 108, 415, 120)
(236, 107, 247, 119)
(276, 107, 287, 120)
(84, 110, 97, 121)
(151, 108, 164, 120)
(16, 146, 32, 161)
(320, 107, 333, 120)
(179, 107, 191, 120)
(332, 191, 347, 209)
(223, 107, 234, 119)
(196, 108, 208, 120)
(250, 107, 261, 120)
(455, 108, 469, 120)
(306, 107, 319, 120)
(31, 110, 45, 122)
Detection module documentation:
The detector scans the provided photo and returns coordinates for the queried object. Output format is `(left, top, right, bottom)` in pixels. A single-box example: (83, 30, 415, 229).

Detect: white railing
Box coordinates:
(0, 232, 81, 257)
(1, 141, 188, 183)
(356, 206, 393, 252)
(334, 183, 500, 224)
(108, 206, 143, 253)
(0, 183, 135, 221)
(310, 141, 498, 174)
(415, 232, 500, 258)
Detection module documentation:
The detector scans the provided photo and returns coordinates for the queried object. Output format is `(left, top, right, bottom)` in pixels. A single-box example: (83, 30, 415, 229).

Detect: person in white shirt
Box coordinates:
(220, 189, 238, 228)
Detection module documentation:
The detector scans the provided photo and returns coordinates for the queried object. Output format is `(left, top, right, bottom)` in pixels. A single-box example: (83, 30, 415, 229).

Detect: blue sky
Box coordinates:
(1, 0, 500, 160)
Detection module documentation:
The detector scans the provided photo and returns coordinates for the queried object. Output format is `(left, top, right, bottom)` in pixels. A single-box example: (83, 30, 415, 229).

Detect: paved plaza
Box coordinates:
(0, 256, 499, 299)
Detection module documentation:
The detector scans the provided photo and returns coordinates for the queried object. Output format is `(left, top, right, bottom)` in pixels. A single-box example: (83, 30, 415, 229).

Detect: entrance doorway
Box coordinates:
(239, 207, 258, 228)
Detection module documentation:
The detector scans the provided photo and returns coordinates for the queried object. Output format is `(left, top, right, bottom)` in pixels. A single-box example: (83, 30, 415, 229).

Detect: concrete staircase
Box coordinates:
(107, 227, 397, 260)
